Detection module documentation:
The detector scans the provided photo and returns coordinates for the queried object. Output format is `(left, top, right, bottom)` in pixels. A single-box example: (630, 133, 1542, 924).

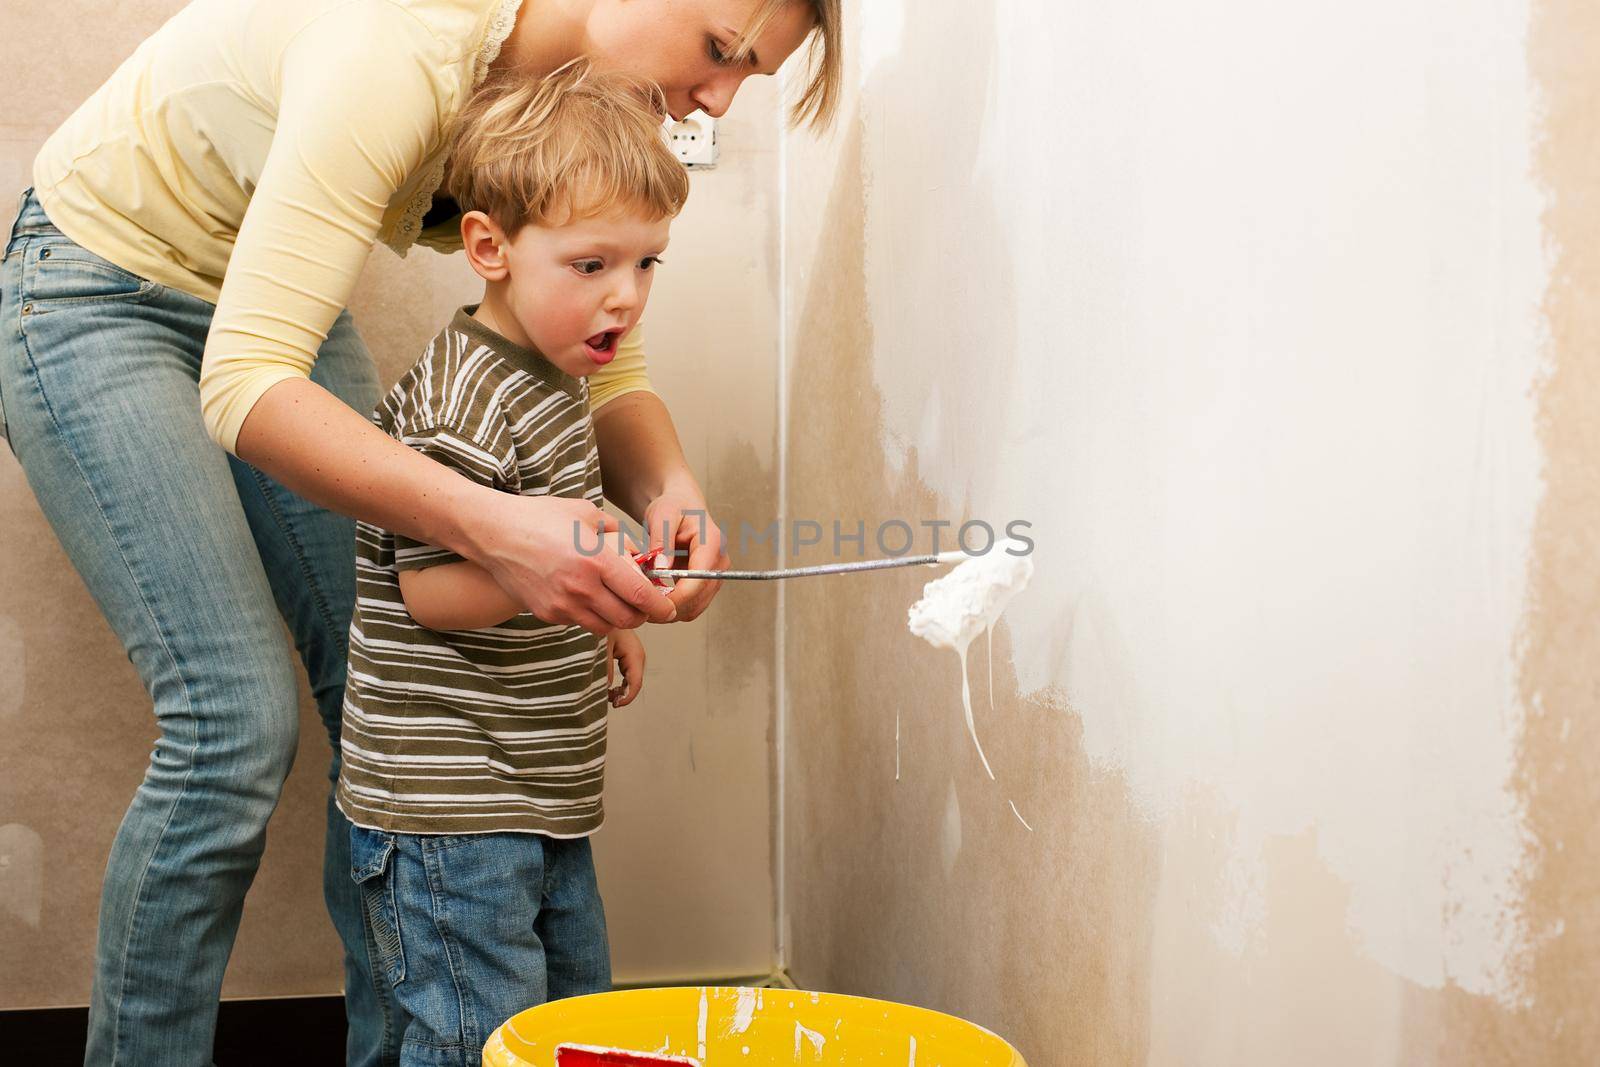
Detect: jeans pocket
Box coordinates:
(350, 824, 407, 984)
(19, 239, 161, 312)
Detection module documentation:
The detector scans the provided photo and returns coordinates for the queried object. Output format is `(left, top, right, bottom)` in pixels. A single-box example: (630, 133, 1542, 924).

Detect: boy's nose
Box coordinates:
(607, 278, 640, 313)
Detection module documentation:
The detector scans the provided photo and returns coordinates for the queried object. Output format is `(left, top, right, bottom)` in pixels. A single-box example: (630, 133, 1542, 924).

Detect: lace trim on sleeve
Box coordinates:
(384, 0, 523, 257)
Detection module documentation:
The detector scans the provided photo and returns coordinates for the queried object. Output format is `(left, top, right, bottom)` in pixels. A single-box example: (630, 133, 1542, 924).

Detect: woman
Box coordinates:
(0, 1, 839, 1063)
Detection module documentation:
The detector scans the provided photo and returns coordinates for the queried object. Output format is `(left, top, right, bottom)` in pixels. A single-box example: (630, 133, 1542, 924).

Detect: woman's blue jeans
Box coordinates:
(0, 189, 395, 1065)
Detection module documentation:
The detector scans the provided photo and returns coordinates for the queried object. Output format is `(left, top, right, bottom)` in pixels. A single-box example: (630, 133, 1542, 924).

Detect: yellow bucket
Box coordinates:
(482, 986, 1026, 1067)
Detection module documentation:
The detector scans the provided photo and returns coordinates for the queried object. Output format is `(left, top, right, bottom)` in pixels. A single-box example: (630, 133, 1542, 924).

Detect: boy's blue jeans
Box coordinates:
(350, 825, 611, 1065)
(0, 188, 391, 1065)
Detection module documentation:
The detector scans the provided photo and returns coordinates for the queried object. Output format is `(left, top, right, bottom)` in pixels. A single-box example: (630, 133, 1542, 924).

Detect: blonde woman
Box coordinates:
(0, 1, 838, 1063)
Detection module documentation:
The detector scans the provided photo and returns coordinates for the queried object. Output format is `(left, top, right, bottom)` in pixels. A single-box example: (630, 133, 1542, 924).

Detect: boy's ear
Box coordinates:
(461, 210, 512, 282)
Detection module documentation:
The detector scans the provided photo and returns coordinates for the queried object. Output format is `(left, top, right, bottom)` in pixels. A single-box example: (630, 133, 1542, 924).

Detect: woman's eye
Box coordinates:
(573, 259, 604, 275)
(639, 256, 663, 271)
(707, 37, 730, 65)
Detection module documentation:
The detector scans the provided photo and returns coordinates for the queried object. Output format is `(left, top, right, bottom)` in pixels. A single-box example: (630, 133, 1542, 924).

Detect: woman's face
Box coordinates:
(583, 0, 816, 120)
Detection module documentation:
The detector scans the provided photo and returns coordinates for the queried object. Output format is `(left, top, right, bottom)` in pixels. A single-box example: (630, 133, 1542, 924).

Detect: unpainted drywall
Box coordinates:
(780, 0, 1599, 1063)
(0, 0, 779, 1006)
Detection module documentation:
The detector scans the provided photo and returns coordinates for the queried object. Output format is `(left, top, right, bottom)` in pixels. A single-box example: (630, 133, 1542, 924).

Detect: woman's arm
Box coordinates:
(238, 379, 674, 633)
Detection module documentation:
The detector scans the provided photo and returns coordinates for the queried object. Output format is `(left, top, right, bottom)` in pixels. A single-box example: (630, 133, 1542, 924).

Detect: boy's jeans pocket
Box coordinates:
(350, 823, 407, 985)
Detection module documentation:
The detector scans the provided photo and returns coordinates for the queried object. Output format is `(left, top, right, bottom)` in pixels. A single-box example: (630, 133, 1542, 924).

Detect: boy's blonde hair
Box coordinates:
(446, 60, 690, 233)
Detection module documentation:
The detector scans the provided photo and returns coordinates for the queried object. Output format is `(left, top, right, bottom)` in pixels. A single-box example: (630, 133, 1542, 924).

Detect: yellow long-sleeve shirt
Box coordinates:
(33, 0, 654, 454)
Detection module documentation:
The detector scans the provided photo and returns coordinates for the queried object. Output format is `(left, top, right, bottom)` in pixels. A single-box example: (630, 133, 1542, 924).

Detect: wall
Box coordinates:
(780, 1, 1598, 1064)
(0, 0, 778, 1007)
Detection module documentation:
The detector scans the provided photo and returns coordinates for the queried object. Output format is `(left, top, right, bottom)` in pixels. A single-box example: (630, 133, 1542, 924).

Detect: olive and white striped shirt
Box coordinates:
(336, 306, 609, 837)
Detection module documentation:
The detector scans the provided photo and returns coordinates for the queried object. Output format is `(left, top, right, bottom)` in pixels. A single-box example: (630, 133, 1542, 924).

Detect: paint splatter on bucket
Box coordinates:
(482, 986, 1026, 1066)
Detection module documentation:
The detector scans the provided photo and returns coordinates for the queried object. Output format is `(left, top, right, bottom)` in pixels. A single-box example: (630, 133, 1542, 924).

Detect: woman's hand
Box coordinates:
(591, 392, 728, 624)
(608, 629, 646, 707)
(466, 486, 675, 635)
(644, 486, 728, 622)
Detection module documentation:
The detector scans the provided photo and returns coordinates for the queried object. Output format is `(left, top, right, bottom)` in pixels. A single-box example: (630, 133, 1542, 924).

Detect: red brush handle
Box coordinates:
(632, 550, 670, 588)
(556, 1044, 701, 1067)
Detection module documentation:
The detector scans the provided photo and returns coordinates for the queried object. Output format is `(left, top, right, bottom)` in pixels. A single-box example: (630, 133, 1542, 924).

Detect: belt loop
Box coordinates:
(4, 187, 34, 259)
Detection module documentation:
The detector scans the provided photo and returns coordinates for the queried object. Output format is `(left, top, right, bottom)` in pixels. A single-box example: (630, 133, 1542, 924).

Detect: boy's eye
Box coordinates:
(639, 256, 664, 271)
(573, 259, 604, 275)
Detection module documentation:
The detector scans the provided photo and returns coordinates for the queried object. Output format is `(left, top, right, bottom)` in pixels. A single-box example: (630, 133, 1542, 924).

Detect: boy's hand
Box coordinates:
(608, 630, 646, 707)
(643, 489, 728, 623)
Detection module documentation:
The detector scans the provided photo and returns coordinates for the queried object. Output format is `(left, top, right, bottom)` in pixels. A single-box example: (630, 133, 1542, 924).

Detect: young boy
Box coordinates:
(334, 61, 690, 1063)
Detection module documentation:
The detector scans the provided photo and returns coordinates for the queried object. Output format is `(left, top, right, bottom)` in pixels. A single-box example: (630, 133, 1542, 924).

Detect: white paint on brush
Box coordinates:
(910, 541, 1034, 652)
(908, 540, 1034, 779)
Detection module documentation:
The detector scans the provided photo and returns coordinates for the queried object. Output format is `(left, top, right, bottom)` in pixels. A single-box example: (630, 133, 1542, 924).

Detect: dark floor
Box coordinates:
(0, 995, 348, 1066)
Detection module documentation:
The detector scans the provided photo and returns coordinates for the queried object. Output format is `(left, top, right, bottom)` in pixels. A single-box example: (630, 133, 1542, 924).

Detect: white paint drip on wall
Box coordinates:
(940, 781, 962, 877)
(985, 626, 995, 713)
(0, 824, 44, 927)
(824, 0, 1546, 1001)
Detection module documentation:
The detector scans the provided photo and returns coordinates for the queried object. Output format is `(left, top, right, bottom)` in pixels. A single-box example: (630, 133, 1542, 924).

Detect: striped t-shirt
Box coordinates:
(336, 306, 609, 837)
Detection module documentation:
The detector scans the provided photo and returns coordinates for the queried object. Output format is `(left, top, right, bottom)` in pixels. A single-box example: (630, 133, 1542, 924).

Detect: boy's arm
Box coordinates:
(390, 422, 525, 631)
(398, 519, 644, 632)
(398, 561, 523, 632)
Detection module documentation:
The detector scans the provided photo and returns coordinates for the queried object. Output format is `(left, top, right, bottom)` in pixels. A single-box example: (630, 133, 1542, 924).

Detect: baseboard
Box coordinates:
(0, 994, 349, 1066)
(0, 974, 796, 1065)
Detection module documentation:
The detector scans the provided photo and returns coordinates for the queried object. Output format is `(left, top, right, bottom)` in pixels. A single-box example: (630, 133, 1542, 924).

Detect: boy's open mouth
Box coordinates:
(584, 329, 621, 364)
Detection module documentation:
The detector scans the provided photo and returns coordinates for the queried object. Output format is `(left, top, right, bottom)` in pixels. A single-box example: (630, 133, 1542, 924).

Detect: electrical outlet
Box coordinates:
(666, 111, 718, 169)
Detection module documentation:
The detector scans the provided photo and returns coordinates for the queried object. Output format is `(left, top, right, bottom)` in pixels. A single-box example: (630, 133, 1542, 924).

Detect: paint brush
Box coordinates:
(641, 550, 969, 581)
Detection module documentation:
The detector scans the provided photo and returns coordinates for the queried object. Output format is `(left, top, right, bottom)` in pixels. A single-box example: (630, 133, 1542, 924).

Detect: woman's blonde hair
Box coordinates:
(446, 60, 690, 233)
(731, 0, 842, 129)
